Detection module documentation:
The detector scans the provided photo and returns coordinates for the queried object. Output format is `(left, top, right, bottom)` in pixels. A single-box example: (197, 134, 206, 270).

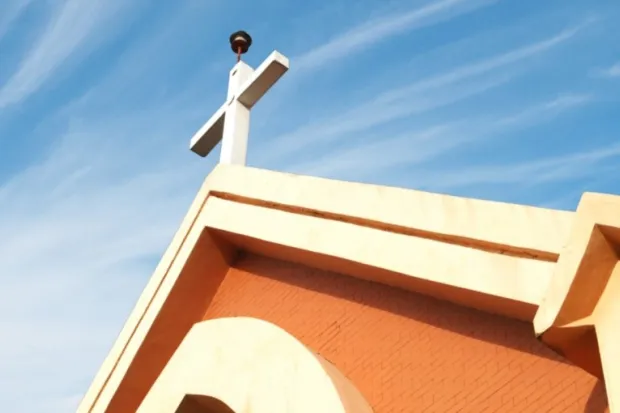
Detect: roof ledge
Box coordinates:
(534, 192, 620, 411)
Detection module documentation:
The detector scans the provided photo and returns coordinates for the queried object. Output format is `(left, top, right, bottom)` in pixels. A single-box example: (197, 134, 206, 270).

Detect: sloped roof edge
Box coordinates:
(78, 164, 577, 412)
(205, 164, 574, 260)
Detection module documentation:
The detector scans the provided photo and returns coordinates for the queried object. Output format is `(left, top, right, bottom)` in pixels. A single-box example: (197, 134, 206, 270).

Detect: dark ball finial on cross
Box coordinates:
(229, 30, 252, 62)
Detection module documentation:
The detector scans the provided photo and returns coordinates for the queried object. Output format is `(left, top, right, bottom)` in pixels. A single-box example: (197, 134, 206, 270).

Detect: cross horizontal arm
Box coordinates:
(189, 102, 226, 157)
(189, 50, 289, 160)
(237, 51, 289, 108)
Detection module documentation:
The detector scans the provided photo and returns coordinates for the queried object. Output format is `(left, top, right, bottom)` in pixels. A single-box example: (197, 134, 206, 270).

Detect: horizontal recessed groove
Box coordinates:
(210, 192, 559, 263)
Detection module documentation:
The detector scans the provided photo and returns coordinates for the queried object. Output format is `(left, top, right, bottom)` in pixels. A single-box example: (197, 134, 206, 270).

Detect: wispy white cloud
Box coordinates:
(596, 61, 620, 78)
(419, 143, 620, 190)
(490, 93, 593, 128)
(0, 2, 230, 408)
(0, 0, 139, 108)
(288, 125, 456, 177)
(257, 74, 510, 167)
(375, 19, 593, 104)
(260, 22, 589, 167)
(539, 171, 619, 210)
(0, 108, 208, 412)
(288, 93, 592, 178)
(294, 0, 496, 71)
(0, 0, 32, 40)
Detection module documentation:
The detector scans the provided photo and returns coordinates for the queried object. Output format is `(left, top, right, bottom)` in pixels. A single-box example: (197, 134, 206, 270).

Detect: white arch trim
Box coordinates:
(138, 317, 374, 413)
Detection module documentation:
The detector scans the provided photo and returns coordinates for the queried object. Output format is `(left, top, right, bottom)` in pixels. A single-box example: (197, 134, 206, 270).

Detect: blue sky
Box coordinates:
(0, 0, 619, 411)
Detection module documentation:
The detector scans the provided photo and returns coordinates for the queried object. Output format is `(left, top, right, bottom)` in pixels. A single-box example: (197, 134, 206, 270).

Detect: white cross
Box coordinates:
(189, 51, 289, 164)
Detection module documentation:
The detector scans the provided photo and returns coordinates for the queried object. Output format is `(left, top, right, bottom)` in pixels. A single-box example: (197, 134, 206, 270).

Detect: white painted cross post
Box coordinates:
(189, 50, 289, 164)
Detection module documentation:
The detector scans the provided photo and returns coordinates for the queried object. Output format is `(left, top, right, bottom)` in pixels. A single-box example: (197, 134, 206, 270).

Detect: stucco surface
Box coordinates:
(138, 317, 373, 413)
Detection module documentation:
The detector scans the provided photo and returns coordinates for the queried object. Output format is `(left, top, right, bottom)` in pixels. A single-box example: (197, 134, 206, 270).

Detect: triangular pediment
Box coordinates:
(78, 164, 592, 412)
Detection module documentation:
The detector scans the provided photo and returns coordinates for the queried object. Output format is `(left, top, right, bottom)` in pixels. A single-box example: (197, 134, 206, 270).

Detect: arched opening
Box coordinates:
(175, 394, 235, 413)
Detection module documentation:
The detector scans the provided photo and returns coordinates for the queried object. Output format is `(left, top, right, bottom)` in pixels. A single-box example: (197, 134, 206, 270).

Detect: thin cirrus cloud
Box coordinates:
(374, 18, 594, 104)
(600, 62, 620, 78)
(258, 20, 590, 167)
(0, 5, 215, 406)
(293, 0, 498, 72)
(0, 0, 139, 108)
(0, 0, 32, 41)
(287, 93, 593, 179)
(260, 73, 512, 167)
(0, 110, 207, 413)
(416, 142, 620, 190)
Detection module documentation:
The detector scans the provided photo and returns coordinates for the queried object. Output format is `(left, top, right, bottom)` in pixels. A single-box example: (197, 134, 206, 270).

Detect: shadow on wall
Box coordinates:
(208, 251, 609, 411)
(239, 250, 569, 365)
(175, 395, 236, 413)
(585, 381, 610, 413)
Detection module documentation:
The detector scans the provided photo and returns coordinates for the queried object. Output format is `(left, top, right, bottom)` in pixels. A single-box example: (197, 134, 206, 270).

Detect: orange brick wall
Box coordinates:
(203, 253, 609, 412)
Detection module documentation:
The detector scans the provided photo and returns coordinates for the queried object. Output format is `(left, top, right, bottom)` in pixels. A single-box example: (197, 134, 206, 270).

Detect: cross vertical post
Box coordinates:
(220, 61, 253, 165)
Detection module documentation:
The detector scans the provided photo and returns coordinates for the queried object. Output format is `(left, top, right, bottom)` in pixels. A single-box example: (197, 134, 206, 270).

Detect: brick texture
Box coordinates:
(203, 253, 609, 412)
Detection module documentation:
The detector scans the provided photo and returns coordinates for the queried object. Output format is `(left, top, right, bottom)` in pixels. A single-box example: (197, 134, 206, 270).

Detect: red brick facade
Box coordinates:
(204, 253, 609, 412)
